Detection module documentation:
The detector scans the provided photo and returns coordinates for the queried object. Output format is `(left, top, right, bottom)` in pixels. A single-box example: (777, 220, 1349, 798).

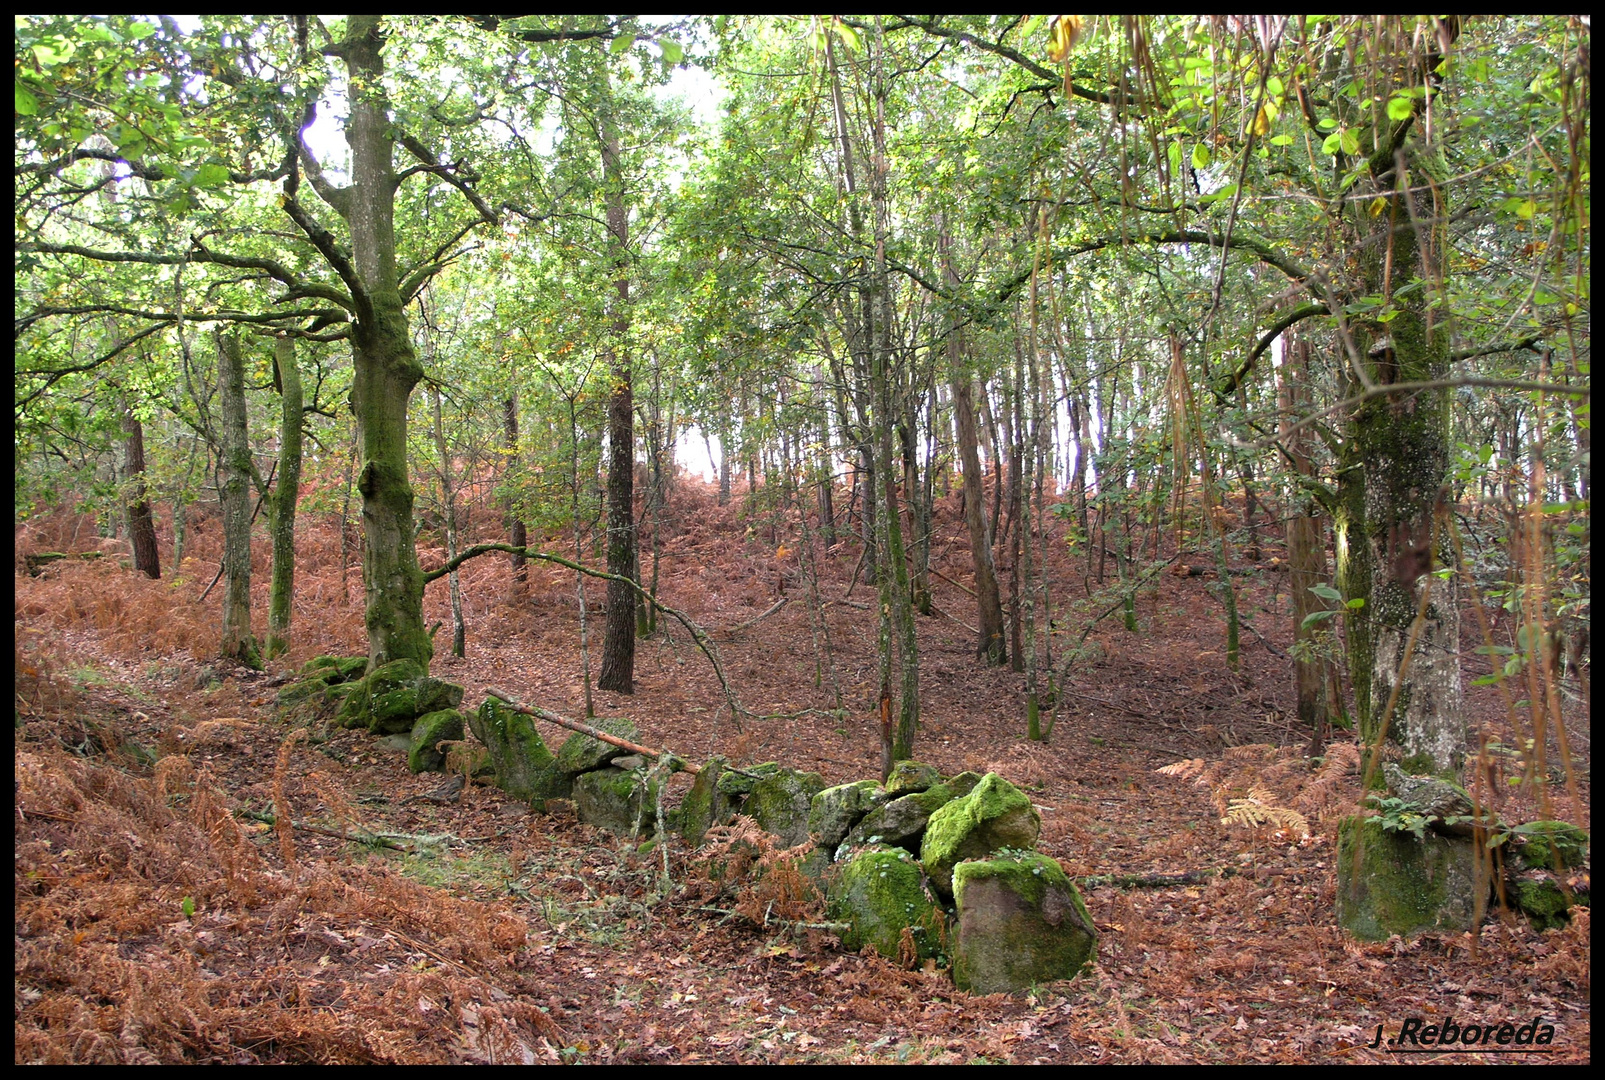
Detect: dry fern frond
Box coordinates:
(1222, 789, 1311, 838)
(1157, 758, 1207, 780)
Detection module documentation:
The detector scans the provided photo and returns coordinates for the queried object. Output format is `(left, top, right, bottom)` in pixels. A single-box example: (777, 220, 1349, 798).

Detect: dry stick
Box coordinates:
(724, 596, 787, 635)
(427, 542, 742, 731)
(928, 564, 977, 598)
(483, 687, 701, 774)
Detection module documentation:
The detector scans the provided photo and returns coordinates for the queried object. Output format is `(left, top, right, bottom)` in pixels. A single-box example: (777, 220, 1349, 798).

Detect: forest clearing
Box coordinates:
(14, 15, 1590, 1065)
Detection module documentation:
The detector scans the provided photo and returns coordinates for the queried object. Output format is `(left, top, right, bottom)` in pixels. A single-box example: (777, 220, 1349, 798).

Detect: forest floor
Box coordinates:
(14, 478, 1591, 1063)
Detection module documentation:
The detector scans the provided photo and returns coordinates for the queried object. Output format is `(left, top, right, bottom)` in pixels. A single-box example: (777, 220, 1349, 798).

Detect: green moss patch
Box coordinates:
(827, 847, 947, 963)
(921, 773, 1041, 898)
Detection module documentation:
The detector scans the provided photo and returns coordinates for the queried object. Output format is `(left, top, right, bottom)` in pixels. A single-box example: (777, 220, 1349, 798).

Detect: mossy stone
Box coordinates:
(745, 767, 827, 846)
(844, 783, 954, 852)
(413, 677, 464, 718)
(827, 847, 948, 963)
(467, 698, 569, 807)
(572, 765, 675, 836)
(717, 761, 781, 797)
(944, 771, 984, 799)
(275, 676, 331, 710)
(921, 773, 1042, 898)
(408, 709, 465, 774)
(1514, 821, 1589, 872)
(952, 851, 1096, 994)
(1512, 877, 1588, 932)
(553, 717, 640, 776)
(301, 655, 367, 682)
(885, 759, 942, 797)
(680, 755, 735, 847)
(364, 658, 430, 734)
(809, 780, 886, 851)
(1335, 815, 1481, 941)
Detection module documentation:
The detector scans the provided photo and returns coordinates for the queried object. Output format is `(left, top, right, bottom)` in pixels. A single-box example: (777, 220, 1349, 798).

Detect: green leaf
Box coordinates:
(1339, 128, 1359, 156)
(657, 38, 683, 65)
(181, 896, 196, 919)
(15, 84, 38, 116)
(1269, 134, 1294, 146)
(192, 163, 230, 189)
(1301, 610, 1340, 630)
(609, 33, 636, 55)
(1321, 131, 1343, 155)
(1191, 142, 1210, 170)
(1308, 583, 1342, 603)
(1386, 94, 1414, 122)
(1345, 598, 1365, 610)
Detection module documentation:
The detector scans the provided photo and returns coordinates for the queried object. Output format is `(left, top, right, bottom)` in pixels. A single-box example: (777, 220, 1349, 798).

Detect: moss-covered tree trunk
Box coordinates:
(217, 334, 261, 668)
(335, 15, 431, 672)
(1337, 35, 1463, 776)
(265, 335, 302, 659)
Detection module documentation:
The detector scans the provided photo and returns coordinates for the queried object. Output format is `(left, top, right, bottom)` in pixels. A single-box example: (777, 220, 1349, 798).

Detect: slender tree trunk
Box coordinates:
(122, 405, 160, 579)
(1280, 333, 1332, 754)
(597, 73, 636, 694)
(265, 335, 302, 658)
(218, 334, 260, 668)
(431, 385, 466, 658)
(504, 394, 527, 582)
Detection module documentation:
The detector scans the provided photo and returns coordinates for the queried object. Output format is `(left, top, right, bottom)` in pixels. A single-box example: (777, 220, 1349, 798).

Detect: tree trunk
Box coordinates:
(337, 16, 430, 671)
(265, 335, 302, 659)
(431, 385, 466, 658)
(217, 334, 261, 668)
(504, 394, 527, 582)
(1280, 334, 1331, 754)
(1340, 53, 1463, 776)
(121, 405, 160, 579)
(950, 370, 1006, 664)
(597, 72, 636, 694)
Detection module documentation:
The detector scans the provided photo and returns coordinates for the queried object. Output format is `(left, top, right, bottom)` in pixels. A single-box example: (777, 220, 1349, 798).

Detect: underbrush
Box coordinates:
(14, 743, 556, 1063)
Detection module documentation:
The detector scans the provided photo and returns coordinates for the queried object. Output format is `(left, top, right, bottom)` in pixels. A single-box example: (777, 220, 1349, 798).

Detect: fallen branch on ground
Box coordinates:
(483, 687, 701, 774)
(725, 596, 787, 634)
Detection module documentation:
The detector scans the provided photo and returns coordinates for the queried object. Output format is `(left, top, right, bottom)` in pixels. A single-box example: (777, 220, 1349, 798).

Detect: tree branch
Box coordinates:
(423, 543, 744, 730)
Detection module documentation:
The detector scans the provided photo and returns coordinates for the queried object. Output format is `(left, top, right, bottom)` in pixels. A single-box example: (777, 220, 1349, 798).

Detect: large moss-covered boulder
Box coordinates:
(367, 662, 463, 735)
(885, 760, 942, 797)
(952, 852, 1096, 994)
(716, 761, 782, 798)
(809, 780, 885, 852)
(843, 783, 954, 852)
(573, 765, 674, 836)
(745, 767, 827, 847)
(408, 709, 464, 774)
(680, 755, 737, 846)
(827, 847, 948, 964)
(1335, 815, 1482, 941)
(467, 698, 569, 807)
(553, 718, 639, 777)
(334, 658, 426, 732)
(921, 773, 1041, 898)
(1513, 821, 1589, 872)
